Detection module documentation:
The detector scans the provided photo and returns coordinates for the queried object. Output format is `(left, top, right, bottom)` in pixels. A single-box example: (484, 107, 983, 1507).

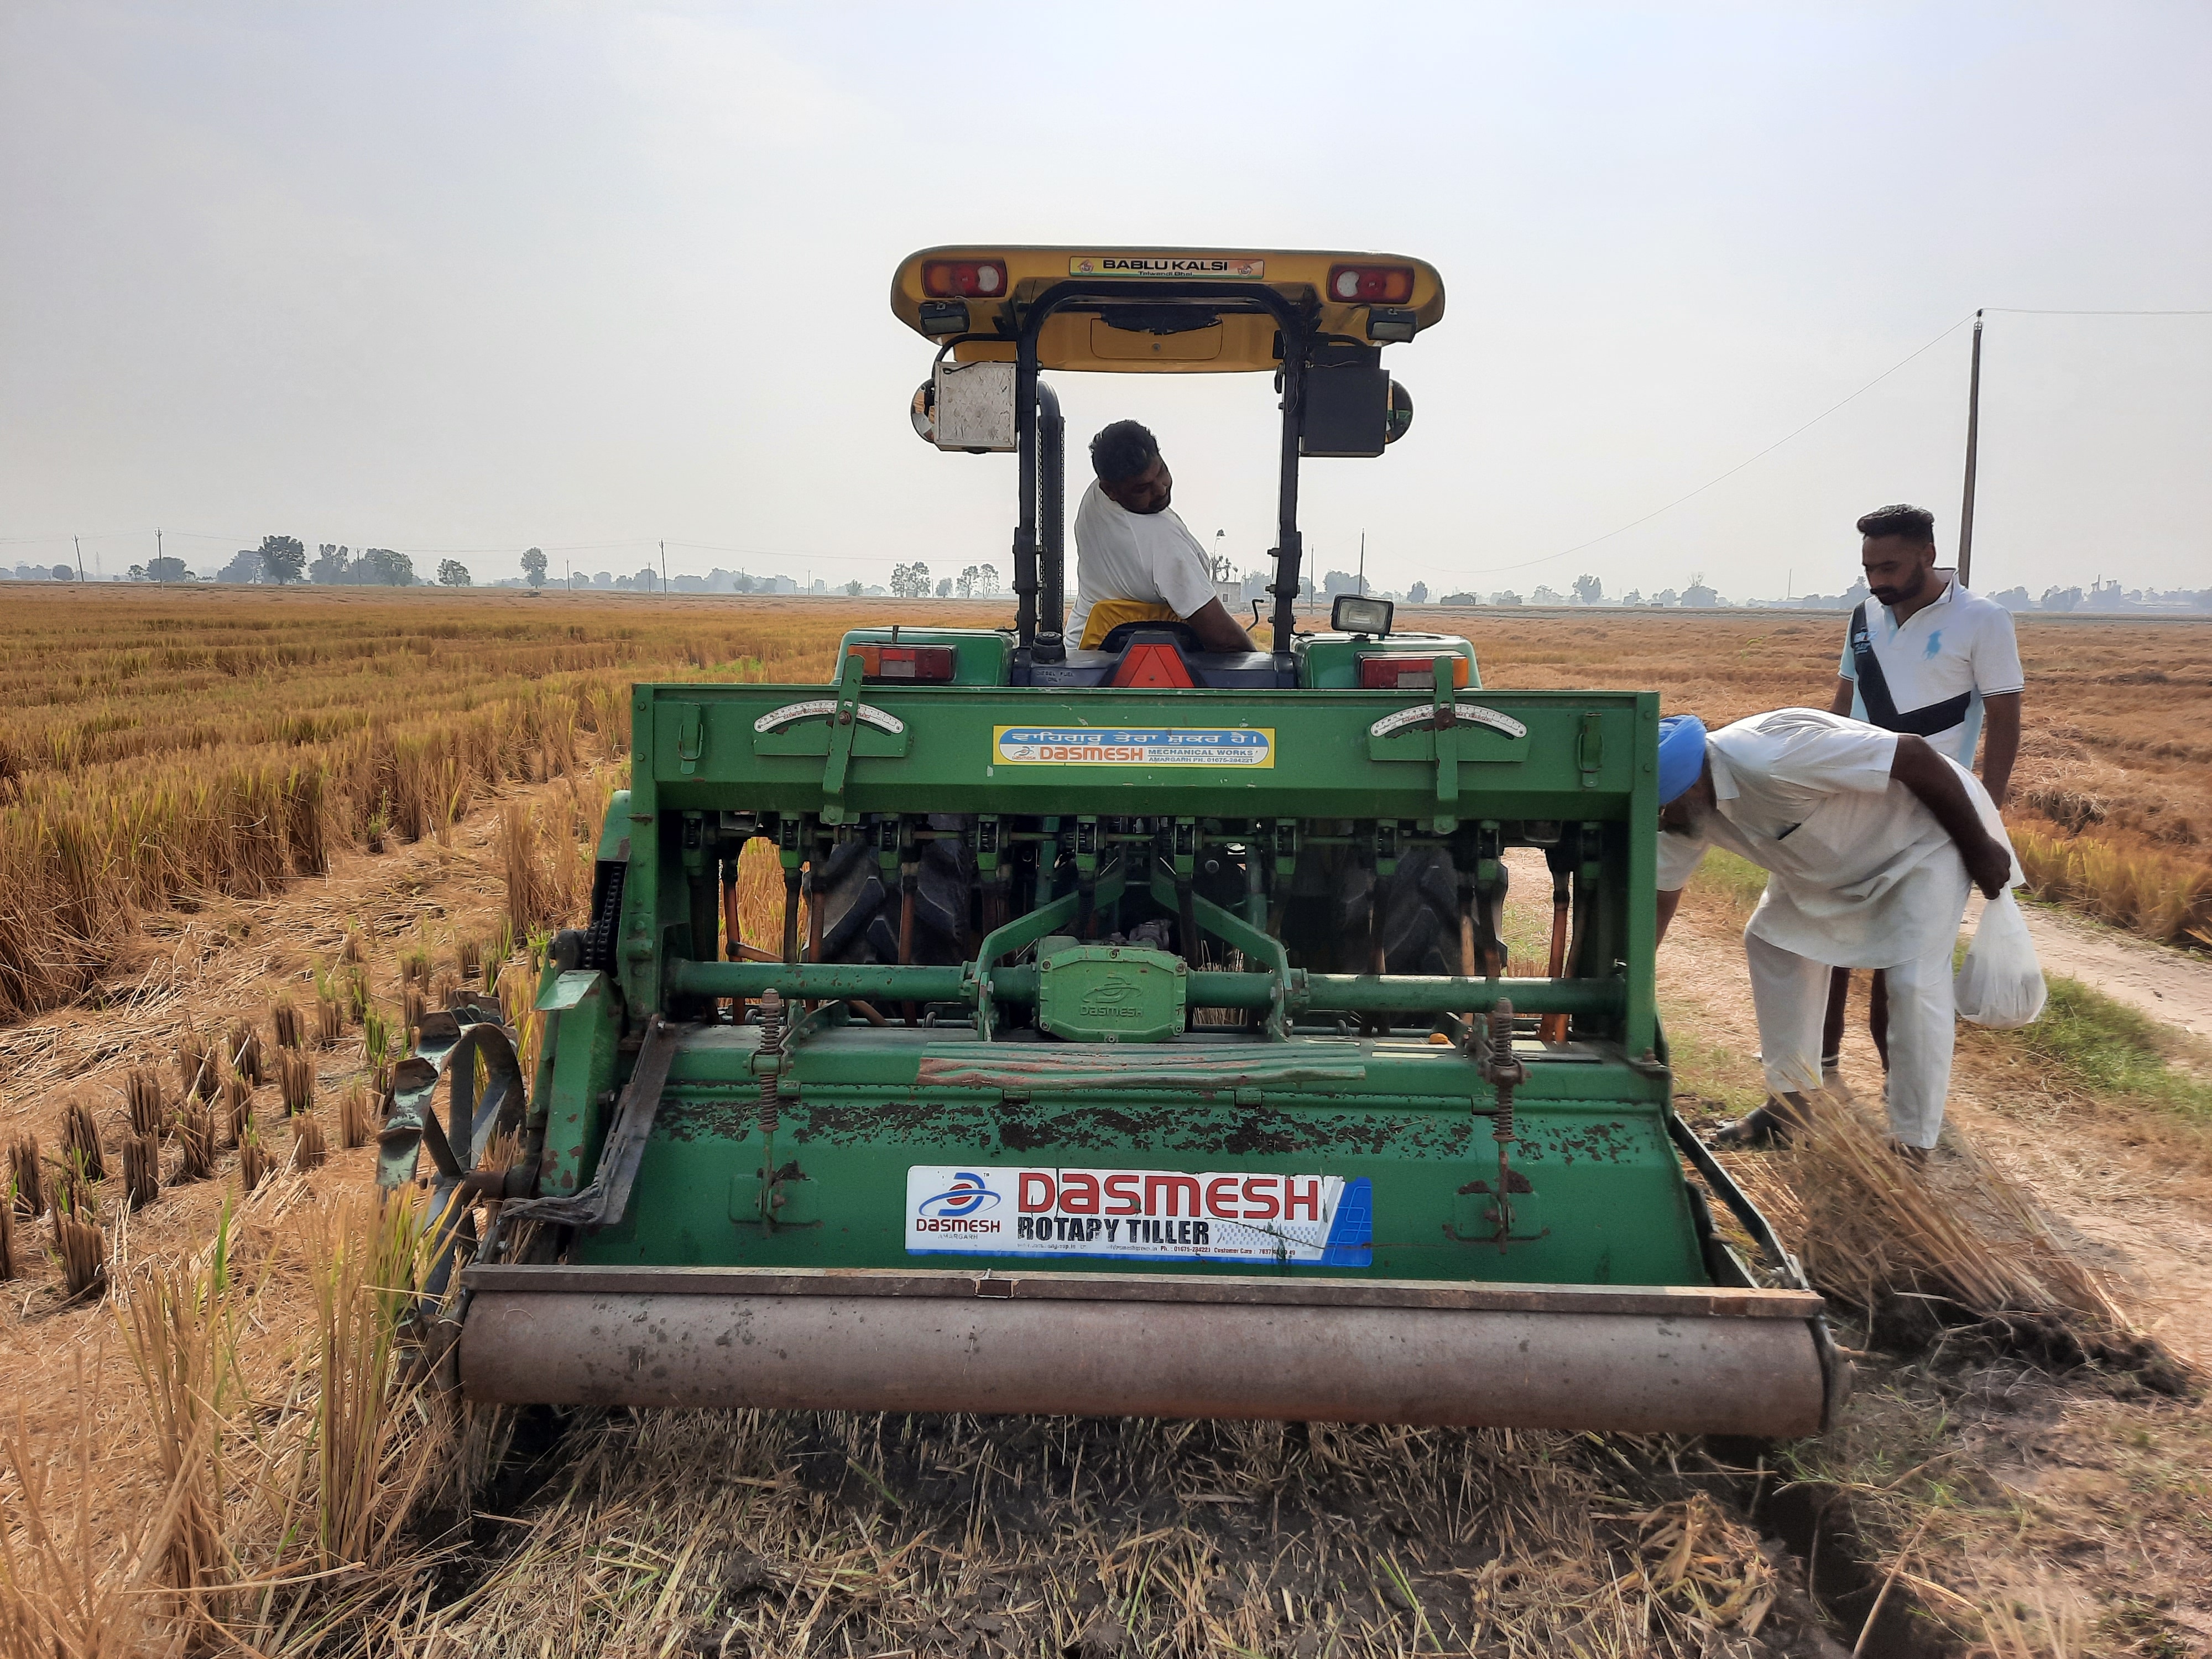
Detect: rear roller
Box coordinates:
(460, 1266, 1833, 1439)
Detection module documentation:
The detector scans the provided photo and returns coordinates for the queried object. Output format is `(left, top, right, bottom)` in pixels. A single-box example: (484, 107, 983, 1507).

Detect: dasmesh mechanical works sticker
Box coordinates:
(992, 727, 1274, 767)
(906, 1165, 1372, 1267)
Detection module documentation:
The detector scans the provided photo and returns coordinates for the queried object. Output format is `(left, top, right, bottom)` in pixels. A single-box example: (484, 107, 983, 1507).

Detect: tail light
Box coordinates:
(1326, 264, 1415, 305)
(854, 644, 956, 682)
(1359, 654, 1469, 690)
(921, 259, 1008, 299)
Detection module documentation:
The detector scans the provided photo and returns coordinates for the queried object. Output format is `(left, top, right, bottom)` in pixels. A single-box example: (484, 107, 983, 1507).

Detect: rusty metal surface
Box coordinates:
(460, 1284, 1828, 1436)
(498, 1015, 683, 1232)
(461, 1262, 1822, 1320)
(915, 1046, 1365, 1093)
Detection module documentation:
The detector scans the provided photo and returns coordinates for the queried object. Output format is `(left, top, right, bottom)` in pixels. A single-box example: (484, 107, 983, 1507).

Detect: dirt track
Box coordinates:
(1968, 890, 2212, 1040)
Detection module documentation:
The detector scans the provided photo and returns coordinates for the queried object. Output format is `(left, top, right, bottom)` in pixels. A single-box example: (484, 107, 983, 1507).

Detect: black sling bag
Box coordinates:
(1847, 603, 1974, 737)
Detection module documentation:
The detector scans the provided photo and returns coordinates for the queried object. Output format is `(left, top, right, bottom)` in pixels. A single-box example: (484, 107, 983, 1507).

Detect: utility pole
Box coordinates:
(74, 535, 84, 582)
(1357, 531, 1366, 598)
(660, 539, 668, 594)
(156, 527, 164, 568)
(1957, 309, 1984, 588)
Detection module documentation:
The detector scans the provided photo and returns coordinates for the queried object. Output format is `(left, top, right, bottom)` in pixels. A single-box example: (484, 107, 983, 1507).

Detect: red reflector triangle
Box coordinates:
(1111, 642, 1194, 688)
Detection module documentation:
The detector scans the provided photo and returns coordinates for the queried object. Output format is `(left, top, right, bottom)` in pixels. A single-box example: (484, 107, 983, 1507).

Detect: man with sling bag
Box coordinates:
(1822, 504, 2023, 1101)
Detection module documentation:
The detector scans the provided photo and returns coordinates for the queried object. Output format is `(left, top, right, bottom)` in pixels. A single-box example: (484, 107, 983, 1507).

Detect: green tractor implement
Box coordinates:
(386, 247, 1840, 1437)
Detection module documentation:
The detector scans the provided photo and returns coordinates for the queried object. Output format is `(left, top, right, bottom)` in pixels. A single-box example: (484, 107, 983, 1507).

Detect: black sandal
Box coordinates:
(1712, 1102, 1802, 1149)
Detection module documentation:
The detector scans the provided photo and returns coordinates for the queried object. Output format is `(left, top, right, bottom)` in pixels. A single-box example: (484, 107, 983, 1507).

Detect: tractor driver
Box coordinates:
(1066, 420, 1257, 654)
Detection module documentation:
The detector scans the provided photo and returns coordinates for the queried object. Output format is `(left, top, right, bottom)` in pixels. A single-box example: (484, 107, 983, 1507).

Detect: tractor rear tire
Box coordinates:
(815, 840, 899, 963)
(1325, 846, 1466, 977)
(815, 818, 975, 966)
(1373, 846, 1467, 977)
(908, 815, 977, 962)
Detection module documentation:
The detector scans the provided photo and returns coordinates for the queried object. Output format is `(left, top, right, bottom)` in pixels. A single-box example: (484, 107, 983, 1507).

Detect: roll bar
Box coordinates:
(1005, 280, 1316, 665)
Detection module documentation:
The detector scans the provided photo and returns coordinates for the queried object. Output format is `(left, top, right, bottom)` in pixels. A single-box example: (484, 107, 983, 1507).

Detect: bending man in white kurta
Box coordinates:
(1652, 707, 2018, 1155)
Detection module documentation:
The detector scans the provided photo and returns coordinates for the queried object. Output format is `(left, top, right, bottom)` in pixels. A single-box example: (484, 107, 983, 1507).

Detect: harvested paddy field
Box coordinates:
(2, 589, 2207, 1657)
(1429, 607, 2212, 951)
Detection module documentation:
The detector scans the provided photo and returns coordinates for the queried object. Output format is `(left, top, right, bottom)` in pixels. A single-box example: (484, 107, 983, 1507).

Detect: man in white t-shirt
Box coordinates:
(1821, 503, 2025, 1100)
(1653, 707, 2018, 1156)
(1067, 420, 1256, 653)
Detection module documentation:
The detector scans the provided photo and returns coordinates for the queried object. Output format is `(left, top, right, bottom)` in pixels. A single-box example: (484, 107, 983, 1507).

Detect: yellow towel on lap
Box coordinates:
(1078, 599, 1181, 650)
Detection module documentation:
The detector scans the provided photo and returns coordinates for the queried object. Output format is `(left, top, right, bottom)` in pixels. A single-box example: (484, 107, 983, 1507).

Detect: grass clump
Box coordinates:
(51, 1198, 106, 1301)
(1981, 973, 2212, 1124)
(237, 1130, 269, 1195)
(173, 1105, 215, 1183)
(9, 1136, 45, 1219)
(277, 1049, 315, 1116)
(123, 1067, 164, 1140)
(120, 1134, 159, 1211)
(60, 1101, 105, 1185)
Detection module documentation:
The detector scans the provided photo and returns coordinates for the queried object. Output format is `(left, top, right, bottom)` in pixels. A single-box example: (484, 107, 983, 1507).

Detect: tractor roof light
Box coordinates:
(1331, 594, 1395, 636)
(1368, 307, 1418, 343)
(1326, 264, 1416, 306)
(855, 644, 957, 682)
(918, 300, 969, 337)
(922, 259, 1009, 299)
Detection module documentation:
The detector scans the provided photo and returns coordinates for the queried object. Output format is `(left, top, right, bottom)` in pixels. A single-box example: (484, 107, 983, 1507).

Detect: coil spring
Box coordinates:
(1487, 1000, 1524, 1248)
(1487, 1001, 1519, 1145)
(756, 988, 785, 1141)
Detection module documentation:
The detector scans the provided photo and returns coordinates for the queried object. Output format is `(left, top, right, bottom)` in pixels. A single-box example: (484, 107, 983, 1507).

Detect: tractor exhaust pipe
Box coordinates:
(460, 1266, 1833, 1438)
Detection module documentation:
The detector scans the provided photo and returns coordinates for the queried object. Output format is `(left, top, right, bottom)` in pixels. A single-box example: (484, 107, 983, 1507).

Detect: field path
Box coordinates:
(1964, 890, 2212, 1040)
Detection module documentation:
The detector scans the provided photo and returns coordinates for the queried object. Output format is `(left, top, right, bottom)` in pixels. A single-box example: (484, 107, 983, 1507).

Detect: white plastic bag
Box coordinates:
(1954, 889, 2047, 1029)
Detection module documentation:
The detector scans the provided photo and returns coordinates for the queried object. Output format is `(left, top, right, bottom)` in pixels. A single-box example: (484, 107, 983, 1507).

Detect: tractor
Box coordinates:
(383, 247, 1840, 1437)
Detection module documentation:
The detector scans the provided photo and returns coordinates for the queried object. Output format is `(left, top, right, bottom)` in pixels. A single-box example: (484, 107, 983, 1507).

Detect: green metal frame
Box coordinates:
(444, 661, 1725, 1296)
(624, 673, 1661, 1057)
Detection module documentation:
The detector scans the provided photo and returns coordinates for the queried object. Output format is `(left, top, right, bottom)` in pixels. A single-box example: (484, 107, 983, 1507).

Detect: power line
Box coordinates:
(1436, 302, 2210, 583)
(1981, 306, 2212, 315)
(1457, 311, 1979, 578)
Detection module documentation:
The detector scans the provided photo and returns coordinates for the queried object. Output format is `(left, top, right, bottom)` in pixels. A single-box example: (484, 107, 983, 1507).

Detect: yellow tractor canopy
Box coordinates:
(890, 246, 1446, 372)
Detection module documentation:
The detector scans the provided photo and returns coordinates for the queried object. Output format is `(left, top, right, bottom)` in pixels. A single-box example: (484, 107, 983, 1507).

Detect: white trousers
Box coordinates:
(1745, 928, 1957, 1149)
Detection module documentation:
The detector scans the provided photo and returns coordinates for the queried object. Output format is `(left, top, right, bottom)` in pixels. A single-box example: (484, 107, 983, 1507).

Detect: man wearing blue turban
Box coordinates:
(1652, 708, 2017, 1156)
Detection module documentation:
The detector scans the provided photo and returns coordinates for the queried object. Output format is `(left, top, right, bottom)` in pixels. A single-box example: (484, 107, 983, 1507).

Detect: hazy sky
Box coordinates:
(4, 3, 2207, 599)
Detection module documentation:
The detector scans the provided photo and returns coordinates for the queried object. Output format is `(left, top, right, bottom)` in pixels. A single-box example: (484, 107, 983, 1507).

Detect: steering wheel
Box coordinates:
(1095, 619, 1207, 655)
